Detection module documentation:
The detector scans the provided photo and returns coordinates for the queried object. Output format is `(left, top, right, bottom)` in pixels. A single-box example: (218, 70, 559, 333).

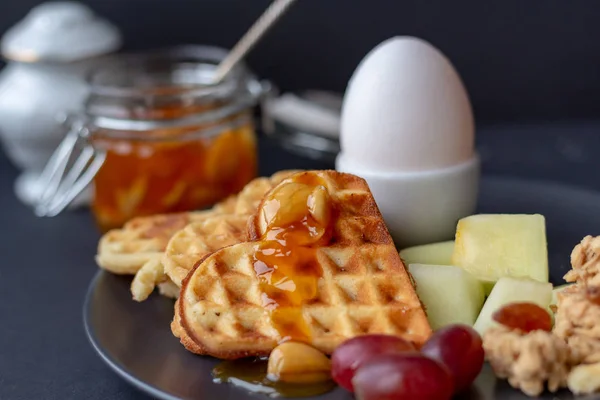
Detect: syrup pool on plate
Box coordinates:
(213, 358, 336, 398)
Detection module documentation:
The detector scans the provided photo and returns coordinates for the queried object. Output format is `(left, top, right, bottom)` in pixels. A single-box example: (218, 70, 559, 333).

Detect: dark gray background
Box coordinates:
(1, 0, 600, 124)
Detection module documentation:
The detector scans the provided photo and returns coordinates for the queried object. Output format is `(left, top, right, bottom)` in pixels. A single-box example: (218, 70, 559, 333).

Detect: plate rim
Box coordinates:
(83, 271, 181, 400)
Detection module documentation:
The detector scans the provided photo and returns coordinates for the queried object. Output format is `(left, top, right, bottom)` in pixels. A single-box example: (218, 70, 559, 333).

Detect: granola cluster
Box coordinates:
(554, 287, 600, 364)
(483, 325, 570, 396)
(555, 235, 600, 365)
(484, 235, 600, 397)
(565, 235, 600, 286)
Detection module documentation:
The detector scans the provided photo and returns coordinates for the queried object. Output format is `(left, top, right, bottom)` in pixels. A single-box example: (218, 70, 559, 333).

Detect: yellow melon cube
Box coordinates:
(409, 263, 484, 329)
(452, 214, 548, 286)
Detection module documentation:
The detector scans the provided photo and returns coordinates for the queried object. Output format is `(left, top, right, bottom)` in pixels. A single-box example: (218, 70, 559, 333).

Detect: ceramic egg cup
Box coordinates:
(337, 154, 480, 248)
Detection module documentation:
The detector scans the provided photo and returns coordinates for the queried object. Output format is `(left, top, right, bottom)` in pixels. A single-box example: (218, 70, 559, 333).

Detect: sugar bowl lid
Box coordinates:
(1, 1, 121, 62)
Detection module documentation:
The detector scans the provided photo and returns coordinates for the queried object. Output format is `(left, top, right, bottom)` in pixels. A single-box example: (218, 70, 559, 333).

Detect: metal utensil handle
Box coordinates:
(34, 119, 106, 217)
(38, 150, 106, 217)
(36, 122, 86, 206)
(212, 0, 297, 83)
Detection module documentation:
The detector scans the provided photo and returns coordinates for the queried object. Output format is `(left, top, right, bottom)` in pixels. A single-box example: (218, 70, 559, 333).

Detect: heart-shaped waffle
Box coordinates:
(162, 214, 249, 288)
(177, 170, 431, 359)
(162, 170, 302, 288)
(96, 205, 234, 276)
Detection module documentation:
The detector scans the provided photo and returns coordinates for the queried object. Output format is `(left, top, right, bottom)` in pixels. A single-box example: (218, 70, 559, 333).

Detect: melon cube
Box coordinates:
(473, 277, 552, 335)
(408, 263, 485, 329)
(452, 214, 548, 285)
(400, 241, 455, 266)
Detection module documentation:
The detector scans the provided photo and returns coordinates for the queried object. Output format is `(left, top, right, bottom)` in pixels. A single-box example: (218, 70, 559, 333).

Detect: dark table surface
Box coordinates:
(2, 122, 600, 400)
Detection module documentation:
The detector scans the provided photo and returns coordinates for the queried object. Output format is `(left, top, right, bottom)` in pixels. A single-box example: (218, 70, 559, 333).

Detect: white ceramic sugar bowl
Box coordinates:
(0, 2, 120, 205)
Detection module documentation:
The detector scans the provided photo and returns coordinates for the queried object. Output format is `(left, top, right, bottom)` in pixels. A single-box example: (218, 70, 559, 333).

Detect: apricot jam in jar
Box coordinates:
(40, 46, 266, 231)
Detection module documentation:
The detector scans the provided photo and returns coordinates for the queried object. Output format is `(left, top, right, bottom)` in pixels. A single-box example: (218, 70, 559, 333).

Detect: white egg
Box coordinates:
(340, 36, 474, 172)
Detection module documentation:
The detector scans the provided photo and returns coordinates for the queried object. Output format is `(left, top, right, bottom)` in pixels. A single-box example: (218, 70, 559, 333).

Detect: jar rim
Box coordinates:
(78, 45, 269, 130)
(87, 112, 253, 143)
(85, 45, 249, 100)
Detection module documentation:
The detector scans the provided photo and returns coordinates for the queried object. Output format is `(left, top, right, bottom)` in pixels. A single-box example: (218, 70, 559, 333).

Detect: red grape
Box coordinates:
(331, 335, 416, 392)
(352, 353, 454, 400)
(421, 325, 484, 393)
(492, 302, 552, 333)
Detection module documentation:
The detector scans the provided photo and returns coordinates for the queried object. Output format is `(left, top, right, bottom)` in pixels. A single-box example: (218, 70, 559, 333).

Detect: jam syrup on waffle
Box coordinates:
(213, 175, 336, 397)
(253, 174, 333, 343)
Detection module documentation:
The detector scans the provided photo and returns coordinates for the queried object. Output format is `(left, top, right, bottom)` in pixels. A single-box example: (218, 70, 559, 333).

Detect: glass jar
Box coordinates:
(36, 46, 267, 231)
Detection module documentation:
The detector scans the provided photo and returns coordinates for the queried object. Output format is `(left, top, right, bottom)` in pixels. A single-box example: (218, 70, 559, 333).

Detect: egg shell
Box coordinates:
(340, 36, 474, 172)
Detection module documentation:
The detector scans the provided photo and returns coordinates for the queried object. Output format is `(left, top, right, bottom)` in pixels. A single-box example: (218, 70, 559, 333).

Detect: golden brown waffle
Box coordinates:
(162, 170, 301, 288)
(171, 300, 204, 354)
(162, 214, 249, 288)
(96, 171, 299, 275)
(97, 172, 300, 277)
(177, 170, 432, 359)
(95, 170, 302, 301)
(96, 198, 236, 275)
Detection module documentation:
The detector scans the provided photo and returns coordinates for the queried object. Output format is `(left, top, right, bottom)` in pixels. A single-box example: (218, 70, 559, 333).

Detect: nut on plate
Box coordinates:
(307, 185, 331, 226)
(567, 362, 600, 395)
(267, 341, 332, 383)
(259, 180, 331, 235)
(565, 235, 600, 286)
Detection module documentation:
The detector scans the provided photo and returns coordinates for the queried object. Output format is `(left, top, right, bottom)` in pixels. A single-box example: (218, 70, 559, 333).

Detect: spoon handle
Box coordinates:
(212, 0, 297, 83)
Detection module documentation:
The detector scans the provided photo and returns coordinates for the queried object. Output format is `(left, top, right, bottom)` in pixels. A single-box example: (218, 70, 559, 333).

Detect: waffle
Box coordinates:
(162, 170, 301, 288)
(122, 170, 302, 301)
(96, 198, 235, 276)
(97, 172, 300, 277)
(177, 170, 432, 359)
(162, 214, 249, 288)
(171, 300, 204, 354)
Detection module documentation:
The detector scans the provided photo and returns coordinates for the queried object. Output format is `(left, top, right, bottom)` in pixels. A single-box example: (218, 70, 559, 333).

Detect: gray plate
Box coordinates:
(84, 177, 600, 400)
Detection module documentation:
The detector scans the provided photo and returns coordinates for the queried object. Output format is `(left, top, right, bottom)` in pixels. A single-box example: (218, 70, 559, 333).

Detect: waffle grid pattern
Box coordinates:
(163, 214, 249, 287)
(95, 210, 219, 275)
(179, 171, 431, 359)
(162, 170, 300, 288)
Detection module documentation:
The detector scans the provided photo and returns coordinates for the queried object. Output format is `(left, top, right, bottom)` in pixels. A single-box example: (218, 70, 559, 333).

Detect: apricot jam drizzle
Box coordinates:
(253, 175, 333, 343)
(213, 175, 337, 397)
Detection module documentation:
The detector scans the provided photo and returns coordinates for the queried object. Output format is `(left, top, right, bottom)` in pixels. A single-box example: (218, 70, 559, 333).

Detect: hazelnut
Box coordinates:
(260, 182, 308, 232)
(308, 185, 331, 227)
(267, 341, 331, 383)
(259, 182, 331, 236)
(568, 362, 600, 395)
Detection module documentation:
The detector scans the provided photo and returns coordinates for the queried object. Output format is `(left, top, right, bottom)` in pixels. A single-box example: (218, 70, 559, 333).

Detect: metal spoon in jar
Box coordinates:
(211, 0, 298, 84)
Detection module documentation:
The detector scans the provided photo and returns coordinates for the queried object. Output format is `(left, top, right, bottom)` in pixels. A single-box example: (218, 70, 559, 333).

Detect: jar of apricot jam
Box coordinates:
(38, 46, 265, 231)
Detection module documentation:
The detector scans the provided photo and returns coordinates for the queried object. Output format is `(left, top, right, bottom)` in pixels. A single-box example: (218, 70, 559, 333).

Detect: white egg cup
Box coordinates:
(336, 154, 480, 248)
